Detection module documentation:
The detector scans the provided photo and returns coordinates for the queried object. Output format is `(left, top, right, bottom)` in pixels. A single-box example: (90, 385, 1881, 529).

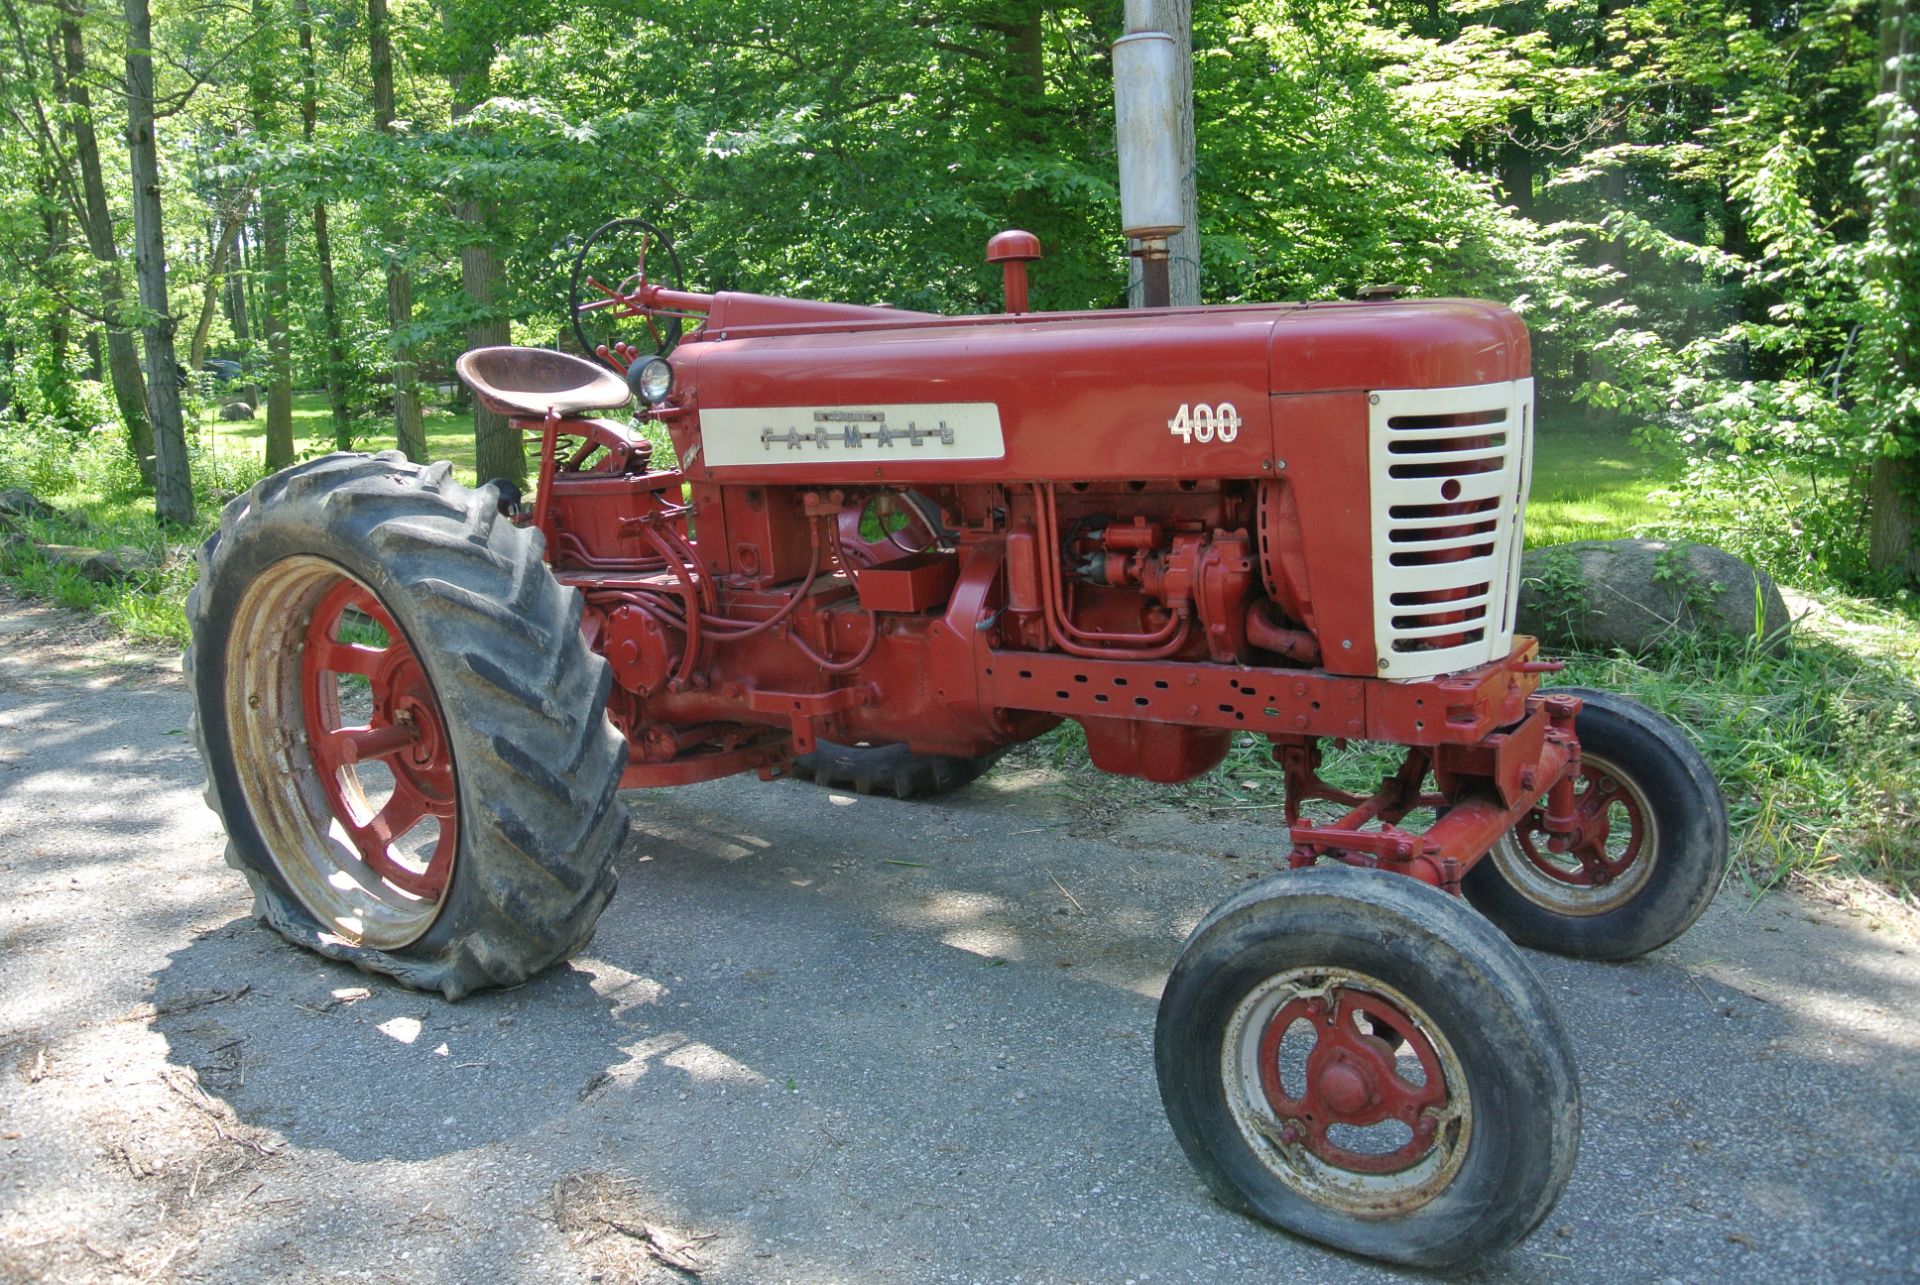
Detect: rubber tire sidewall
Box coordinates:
(1155, 865, 1581, 1271)
(1462, 687, 1729, 962)
(187, 453, 627, 998)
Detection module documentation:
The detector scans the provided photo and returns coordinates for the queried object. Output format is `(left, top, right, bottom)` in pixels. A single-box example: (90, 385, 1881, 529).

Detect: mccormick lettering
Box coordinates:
(760, 411, 957, 452)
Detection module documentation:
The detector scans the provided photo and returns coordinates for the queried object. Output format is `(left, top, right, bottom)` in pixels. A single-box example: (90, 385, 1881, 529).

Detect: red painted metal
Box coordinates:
(1512, 758, 1646, 887)
(1257, 986, 1452, 1175)
(458, 227, 1583, 892)
(855, 551, 960, 614)
(986, 229, 1042, 314)
(301, 576, 458, 899)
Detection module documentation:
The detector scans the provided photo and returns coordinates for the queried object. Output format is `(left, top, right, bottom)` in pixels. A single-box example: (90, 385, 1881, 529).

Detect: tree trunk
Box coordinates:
(1868, 0, 1920, 582)
(188, 212, 244, 372)
(1869, 456, 1920, 583)
(242, 222, 263, 399)
(236, 220, 261, 409)
(450, 56, 522, 485)
(249, 0, 293, 470)
(369, 0, 426, 461)
(122, 0, 192, 524)
(40, 196, 73, 424)
(1499, 107, 1535, 217)
(297, 0, 351, 449)
(221, 261, 240, 331)
(250, 0, 293, 471)
(460, 226, 520, 482)
(59, 4, 153, 484)
(227, 224, 253, 398)
(258, 197, 294, 469)
(1121, 0, 1200, 307)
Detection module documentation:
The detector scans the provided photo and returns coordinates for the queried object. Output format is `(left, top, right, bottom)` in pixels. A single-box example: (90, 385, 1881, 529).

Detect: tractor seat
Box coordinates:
(455, 346, 633, 420)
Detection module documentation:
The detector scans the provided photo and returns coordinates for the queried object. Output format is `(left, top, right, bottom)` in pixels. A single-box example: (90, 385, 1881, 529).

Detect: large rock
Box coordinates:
(1516, 538, 1792, 654)
(0, 487, 52, 521)
(218, 401, 255, 421)
(39, 544, 163, 584)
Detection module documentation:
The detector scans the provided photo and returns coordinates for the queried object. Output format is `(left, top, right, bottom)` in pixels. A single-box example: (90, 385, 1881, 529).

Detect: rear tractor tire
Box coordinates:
(186, 452, 630, 999)
(1463, 688, 1729, 961)
(790, 740, 1007, 800)
(1155, 865, 1581, 1271)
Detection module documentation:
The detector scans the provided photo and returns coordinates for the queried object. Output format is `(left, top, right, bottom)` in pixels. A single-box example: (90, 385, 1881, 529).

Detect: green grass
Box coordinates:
(3, 394, 1915, 901)
(198, 389, 480, 483)
(1525, 418, 1681, 546)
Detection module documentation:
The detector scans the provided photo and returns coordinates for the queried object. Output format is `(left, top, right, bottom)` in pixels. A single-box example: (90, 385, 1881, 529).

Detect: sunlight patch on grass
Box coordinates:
(202, 389, 480, 484)
(1525, 420, 1681, 546)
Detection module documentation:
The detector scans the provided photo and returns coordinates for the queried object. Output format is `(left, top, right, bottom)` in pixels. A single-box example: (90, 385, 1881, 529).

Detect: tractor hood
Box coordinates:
(667, 298, 1529, 486)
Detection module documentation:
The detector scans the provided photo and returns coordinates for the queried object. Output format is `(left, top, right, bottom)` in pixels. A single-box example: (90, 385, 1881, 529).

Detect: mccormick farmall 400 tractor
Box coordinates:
(185, 208, 1729, 1268)
(187, 30, 1735, 1260)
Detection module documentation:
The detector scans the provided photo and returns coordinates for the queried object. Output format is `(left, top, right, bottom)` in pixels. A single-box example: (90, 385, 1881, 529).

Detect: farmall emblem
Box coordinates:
(761, 410, 957, 452)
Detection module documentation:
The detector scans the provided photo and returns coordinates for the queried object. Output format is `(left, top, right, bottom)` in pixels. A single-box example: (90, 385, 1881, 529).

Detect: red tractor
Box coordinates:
(186, 221, 1728, 1270)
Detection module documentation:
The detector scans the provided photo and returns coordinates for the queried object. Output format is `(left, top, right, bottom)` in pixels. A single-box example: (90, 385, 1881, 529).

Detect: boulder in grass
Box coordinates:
(0, 487, 52, 521)
(1516, 538, 1792, 656)
(40, 543, 162, 584)
(218, 401, 255, 421)
(84, 546, 162, 583)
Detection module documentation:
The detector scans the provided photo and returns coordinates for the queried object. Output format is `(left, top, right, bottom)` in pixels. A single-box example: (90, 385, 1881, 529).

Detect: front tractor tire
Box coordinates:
(186, 453, 629, 999)
(1155, 865, 1581, 1271)
(1463, 688, 1729, 962)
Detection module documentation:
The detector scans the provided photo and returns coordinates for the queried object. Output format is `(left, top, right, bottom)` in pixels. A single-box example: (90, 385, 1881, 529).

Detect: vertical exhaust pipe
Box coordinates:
(1112, 23, 1184, 308)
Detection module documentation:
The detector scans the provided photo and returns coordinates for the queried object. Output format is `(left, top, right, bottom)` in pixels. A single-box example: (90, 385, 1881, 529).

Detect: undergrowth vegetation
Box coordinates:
(0, 417, 247, 643)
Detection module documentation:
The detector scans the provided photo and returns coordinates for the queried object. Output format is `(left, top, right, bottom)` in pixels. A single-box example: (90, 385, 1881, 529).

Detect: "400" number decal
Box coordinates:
(1167, 402, 1242, 445)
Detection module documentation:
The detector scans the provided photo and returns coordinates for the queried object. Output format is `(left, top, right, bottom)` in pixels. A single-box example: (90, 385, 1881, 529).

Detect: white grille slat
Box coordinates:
(1400, 473, 1509, 504)
(1391, 593, 1493, 614)
(1370, 379, 1533, 679)
(1389, 535, 1499, 556)
(1384, 423, 1509, 440)
(1385, 445, 1509, 465)
(1391, 619, 1492, 641)
(1390, 513, 1498, 532)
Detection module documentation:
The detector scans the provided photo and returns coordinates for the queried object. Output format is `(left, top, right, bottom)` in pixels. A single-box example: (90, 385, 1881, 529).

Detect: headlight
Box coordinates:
(630, 355, 674, 404)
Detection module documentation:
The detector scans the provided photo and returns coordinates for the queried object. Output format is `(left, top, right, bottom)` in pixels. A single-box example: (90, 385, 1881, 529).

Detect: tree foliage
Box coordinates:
(0, 0, 1911, 583)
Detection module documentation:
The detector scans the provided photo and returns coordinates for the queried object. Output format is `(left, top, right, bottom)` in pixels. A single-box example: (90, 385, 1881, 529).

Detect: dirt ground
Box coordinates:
(2, 587, 1916, 1284)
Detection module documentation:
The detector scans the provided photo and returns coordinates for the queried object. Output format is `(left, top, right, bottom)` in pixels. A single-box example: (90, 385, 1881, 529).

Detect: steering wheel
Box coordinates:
(568, 217, 688, 371)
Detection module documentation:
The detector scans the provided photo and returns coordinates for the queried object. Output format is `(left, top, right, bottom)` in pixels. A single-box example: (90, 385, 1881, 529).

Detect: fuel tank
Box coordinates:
(666, 299, 1530, 487)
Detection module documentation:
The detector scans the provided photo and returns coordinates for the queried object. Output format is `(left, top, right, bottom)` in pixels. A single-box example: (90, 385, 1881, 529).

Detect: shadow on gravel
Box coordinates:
(134, 769, 1920, 1283)
(150, 920, 638, 1165)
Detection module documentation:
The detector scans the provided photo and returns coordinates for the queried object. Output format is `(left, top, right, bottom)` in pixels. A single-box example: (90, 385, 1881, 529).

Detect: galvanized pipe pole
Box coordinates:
(1115, 1, 1197, 308)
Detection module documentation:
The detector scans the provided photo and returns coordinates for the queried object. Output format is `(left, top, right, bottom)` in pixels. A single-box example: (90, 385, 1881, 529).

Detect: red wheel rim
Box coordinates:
(1514, 759, 1648, 887)
(300, 577, 458, 901)
(1224, 967, 1471, 1214)
(1256, 986, 1452, 1176)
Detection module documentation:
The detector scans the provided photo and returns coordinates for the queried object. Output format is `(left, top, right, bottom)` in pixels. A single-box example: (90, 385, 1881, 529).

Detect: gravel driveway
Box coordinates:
(1, 590, 1916, 1283)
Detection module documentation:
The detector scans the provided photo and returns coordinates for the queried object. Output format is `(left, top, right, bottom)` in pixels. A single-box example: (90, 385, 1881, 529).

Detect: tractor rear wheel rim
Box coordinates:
(1491, 750, 1656, 916)
(1223, 967, 1471, 1217)
(225, 556, 458, 949)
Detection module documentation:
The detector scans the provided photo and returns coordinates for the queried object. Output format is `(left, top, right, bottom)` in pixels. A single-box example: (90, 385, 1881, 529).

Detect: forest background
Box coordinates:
(0, 0, 1916, 897)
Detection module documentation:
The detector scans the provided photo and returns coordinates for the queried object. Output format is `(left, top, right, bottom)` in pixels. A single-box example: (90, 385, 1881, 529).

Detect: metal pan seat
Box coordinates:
(454, 346, 632, 420)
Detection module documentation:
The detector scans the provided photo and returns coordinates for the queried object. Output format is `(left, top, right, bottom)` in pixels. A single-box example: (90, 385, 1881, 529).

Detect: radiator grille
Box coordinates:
(1369, 379, 1533, 679)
